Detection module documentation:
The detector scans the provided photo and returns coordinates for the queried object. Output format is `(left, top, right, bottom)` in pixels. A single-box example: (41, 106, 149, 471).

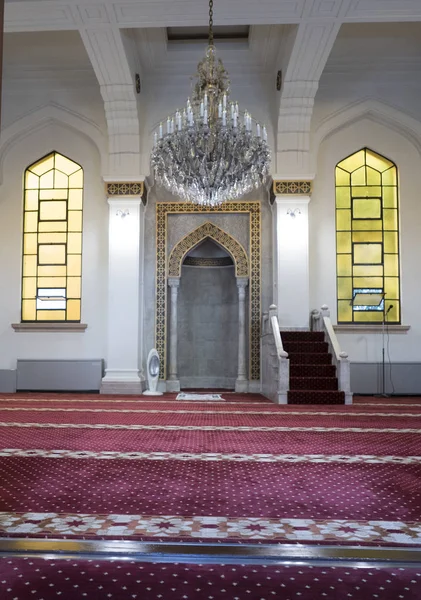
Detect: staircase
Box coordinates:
(281, 331, 345, 405)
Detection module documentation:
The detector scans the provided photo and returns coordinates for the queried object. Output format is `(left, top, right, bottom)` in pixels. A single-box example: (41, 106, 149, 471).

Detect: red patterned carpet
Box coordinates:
(0, 392, 420, 546)
(1, 559, 421, 600)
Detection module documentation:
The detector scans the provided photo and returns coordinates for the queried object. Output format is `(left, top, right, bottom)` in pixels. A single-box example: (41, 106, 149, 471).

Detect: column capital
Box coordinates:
(236, 277, 249, 289)
(105, 181, 148, 205)
(168, 277, 181, 289)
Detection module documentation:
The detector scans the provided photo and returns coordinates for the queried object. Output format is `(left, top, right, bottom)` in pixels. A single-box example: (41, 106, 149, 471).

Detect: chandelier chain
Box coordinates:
(208, 0, 214, 46)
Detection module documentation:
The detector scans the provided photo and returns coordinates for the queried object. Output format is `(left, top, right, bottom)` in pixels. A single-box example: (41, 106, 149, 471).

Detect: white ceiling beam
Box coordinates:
(5, 0, 421, 33)
(275, 0, 351, 177)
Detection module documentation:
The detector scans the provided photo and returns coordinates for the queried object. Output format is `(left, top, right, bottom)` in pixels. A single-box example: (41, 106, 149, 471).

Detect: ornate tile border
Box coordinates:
(106, 182, 147, 205)
(155, 202, 261, 380)
(273, 180, 312, 195)
(0, 512, 420, 544)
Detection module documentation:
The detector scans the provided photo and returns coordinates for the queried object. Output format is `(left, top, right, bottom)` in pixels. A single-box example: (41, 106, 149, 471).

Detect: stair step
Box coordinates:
(288, 352, 332, 365)
(288, 390, 345, 405)
(290, 364, 337, 378)
(290, 377, 339, 391)
(283, 341, 328, 354)
(281, 331, 325, 342)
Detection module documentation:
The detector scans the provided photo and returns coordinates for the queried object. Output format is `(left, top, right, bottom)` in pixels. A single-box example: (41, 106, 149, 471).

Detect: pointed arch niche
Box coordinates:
(167, 223, 249, 392)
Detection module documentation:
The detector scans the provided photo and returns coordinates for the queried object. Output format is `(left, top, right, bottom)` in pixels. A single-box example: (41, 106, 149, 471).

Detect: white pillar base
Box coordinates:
(100, 369, 144, 395)
(143, 390, 163, 396)
(166, 379, 181, 393)
(235, 378, 249, 393)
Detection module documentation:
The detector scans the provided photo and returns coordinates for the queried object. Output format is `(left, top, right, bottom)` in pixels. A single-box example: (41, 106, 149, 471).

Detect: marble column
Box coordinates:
(101, 196, 145, 394)
(167, 277, 181, 392)
(235, 277, 249, 393)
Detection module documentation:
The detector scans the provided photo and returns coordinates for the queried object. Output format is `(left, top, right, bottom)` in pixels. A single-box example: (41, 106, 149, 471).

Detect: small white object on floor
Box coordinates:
(176, 393, 224, 401)
(143, 348, 163, 396)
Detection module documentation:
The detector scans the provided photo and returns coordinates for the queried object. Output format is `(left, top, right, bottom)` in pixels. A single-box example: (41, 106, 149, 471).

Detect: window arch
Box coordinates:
(335, 148, 400, 324)
(22, 151, 83, 322)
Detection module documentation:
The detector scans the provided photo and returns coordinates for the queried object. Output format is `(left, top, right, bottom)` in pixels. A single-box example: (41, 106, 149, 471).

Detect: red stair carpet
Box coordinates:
(282, 331, 345, 404)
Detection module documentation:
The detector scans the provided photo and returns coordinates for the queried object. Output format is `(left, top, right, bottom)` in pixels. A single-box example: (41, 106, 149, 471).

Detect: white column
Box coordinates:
(235, 277, 249, 393)
(101, 198, 144, 394)
(273, 195, 311, 327)
(167, 277, 180, 393)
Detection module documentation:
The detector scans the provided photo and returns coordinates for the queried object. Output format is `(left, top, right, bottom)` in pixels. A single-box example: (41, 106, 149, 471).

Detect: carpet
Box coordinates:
(0, 393, 420, 547)
(1, 558, 420, 600)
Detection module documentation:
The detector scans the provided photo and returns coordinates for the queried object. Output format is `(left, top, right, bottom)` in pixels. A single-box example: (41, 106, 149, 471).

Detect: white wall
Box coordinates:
(0, 122, 108, 369)
(310, 116, 421, 363)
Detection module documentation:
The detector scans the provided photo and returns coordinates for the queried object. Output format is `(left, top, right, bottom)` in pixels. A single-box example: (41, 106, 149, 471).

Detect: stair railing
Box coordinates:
(311, 304, 352, 405)
(261, 304, 289, 404)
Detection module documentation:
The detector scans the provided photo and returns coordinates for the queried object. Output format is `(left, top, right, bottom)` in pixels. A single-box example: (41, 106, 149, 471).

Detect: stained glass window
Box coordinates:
(335, 148, 400, 324)
(22, 152, 83, 322)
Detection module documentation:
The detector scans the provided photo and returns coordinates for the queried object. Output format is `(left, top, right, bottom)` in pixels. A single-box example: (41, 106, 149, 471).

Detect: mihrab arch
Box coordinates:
(168, 222, 249, 278)
(166, 222, 249, 393)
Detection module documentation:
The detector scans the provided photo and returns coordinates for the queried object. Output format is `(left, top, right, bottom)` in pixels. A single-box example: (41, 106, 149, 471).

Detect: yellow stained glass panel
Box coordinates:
(24, 212, 38, 233)
(337, 254, 352, 277)
(366, 166, 381, 186)
(39, 189, 68, 200)
(39, 201, 67, 221)
(337, 277, 352, 299)
(353, 198, 381, 220)
(354, 310, 383, 322)
(37, 265, 67, 277)
(366, 149, 393, 172)
(338, 149, 365, 173)
(386, 304, 400, 322)
(68, 254, 82, 276)
(335, 168, 350, 186)
(69, 170, 83, 188)
(55, 154, 80, 176)
(25, 190, 38, 211)
(384, 277, 399, 299)
(38, 277, 66, 288)
(23, 233, 37, 255)
(336, 187, 351, 208)
(354, 243, 382, 264)
(38, 233, 67, 244)
(38, 221, 67, 233)
(338, 300, 352, 322)
(336, 232, 351, 254)
(22, 300, 36, 321)
(352, 219, 382, 231)
(384, 232, 398, 254)
(352, 231, 382, 243)
(353, 277, 383, 288)
(351, 186, 381, 198)
(68, 189, 83, 210)
(68, 233, 82, 254)
(38, 244, 66, 265)
(383, 209, 398, 231)
(67, 277, 81, 298)
(22, 278, 36, 299)
(68, 211, 82, 231)
(383, 187, 397, 208)
(25, 172, 39, 190)
(351, 166, 366, 186)
(29, 155, 54, 176)
(66, 299, 81, 321)
(40, 170, 54, 189)
(36, 310, 66, 321)
(336, 210, 351, 230)
(23, 255, 37, 275)
(382, 167, 397, 186)
(54, 170, 68, 188)
(384, 254, 399, 276)
(353, 265, 383, 277)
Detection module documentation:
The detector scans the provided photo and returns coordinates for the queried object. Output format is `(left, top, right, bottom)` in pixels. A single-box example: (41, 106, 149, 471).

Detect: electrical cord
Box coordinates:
(385, 309, 395, 395)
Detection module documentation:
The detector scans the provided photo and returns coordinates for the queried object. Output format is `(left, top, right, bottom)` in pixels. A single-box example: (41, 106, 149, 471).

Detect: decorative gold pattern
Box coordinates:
(156, 202, 261, 381)
(274, 181, 312, 195)
(107, 182, 144, 197)
(168, 222, 248, 278)
(183, 257, 233, 267)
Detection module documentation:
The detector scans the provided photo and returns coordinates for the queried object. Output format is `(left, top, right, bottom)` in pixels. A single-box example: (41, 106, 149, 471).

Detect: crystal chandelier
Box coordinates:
(150, 0, 271, 207)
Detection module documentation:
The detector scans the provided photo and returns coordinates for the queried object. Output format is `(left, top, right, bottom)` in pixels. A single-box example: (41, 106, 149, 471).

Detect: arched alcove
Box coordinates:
(177, 238, 240, 389)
